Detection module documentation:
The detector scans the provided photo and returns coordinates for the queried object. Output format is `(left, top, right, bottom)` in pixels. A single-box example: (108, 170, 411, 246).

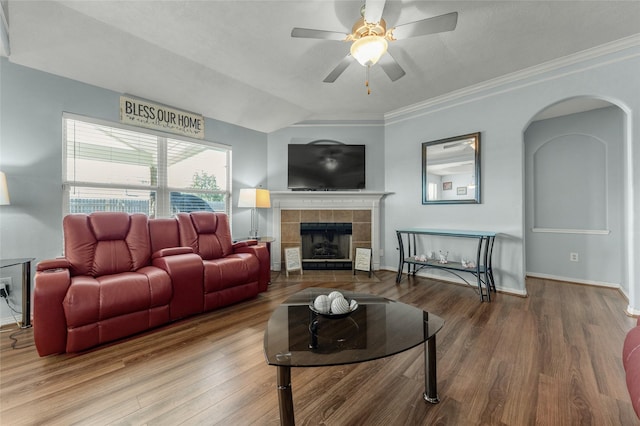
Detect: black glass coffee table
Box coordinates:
(263, 287, 445, 425)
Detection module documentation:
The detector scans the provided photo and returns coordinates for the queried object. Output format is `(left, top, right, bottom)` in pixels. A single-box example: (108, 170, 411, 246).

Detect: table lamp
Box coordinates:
(238, 188, 270, 238)
(0, 171, 10, 205)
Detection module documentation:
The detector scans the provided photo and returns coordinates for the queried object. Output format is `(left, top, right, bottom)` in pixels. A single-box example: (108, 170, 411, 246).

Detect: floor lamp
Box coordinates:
(0, 171, 9, 205)
(238, 188, 271, 238)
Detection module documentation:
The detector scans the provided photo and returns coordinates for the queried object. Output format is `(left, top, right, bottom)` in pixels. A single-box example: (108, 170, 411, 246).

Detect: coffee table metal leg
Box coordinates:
(277, 366, 295, 426)
(423, 336, 439, 403)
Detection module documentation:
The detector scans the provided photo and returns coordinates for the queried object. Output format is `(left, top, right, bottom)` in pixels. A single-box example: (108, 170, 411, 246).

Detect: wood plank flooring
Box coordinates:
(1, 271, 638, 425)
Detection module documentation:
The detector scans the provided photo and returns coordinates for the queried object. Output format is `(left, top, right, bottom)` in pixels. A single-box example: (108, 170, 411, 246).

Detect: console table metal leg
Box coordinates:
(474, 238, 486, 301)
(22, 260, 32, 328)
(487, 236, 496, 292)
(277, 366, 295, 426)
(423, 336, 439, 404)
(396, 231, 407, 283)
(483, 237, 492, 301)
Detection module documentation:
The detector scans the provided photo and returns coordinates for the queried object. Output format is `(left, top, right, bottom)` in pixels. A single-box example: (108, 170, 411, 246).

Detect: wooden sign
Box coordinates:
(284, 247, 303, 277)
(120, 95, 205, 139)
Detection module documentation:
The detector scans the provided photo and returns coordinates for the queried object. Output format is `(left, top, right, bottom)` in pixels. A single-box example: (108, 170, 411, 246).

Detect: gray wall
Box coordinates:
(265, 123, 386, 239)
(0, 58, 267, 324)
(525, 106, 624, 286)
(267, 124, 386, 192)
(381, 44, 639, 303)
(2, 40, 640, 324)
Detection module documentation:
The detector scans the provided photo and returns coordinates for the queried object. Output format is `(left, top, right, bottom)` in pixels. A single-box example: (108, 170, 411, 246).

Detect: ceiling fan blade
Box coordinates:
(392, 11, 458, 40)
(323, 55, 354, 83)
(364, 0, 386, 23)
(378, 52, 405, 82)
(291, 28, 349, 41)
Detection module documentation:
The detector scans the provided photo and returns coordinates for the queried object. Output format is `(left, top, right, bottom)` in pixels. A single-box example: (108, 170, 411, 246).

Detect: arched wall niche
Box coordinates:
(523, 96, 628, 296)
(532, 134, 607, 230)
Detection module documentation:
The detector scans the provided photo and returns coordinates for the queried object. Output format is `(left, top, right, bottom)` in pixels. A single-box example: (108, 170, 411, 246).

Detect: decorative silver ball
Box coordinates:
(313, 295, 331, 314)
(331, 297, 351, 314)
(328, 291, 344, 302)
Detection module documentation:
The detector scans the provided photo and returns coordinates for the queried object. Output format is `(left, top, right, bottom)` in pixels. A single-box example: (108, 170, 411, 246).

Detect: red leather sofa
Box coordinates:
(624, 317, 640, 418)
(33, 211, 269, 356)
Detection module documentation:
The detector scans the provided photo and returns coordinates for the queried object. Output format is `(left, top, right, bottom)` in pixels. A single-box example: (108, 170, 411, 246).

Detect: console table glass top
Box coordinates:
(264, 287, 444, 425)
(396, 228, 497, 238)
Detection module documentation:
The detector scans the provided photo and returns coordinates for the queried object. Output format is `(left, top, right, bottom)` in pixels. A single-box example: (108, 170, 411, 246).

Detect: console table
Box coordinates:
(0, 258, 34, 327)
(396, 229, 496, 302)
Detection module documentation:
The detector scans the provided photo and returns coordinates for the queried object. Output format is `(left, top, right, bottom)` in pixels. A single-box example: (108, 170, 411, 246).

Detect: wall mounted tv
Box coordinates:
(288, 144, 366, 191)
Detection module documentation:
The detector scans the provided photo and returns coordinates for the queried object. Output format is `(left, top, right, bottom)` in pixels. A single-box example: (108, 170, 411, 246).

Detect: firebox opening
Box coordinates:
(300, 222, 353, 270)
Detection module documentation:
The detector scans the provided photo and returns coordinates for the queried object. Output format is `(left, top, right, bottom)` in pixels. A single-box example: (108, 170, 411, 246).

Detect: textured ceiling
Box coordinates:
(5, 1, 640, 132)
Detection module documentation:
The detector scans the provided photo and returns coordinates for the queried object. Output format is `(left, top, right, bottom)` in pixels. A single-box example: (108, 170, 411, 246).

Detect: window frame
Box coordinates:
(62, 112, 232, 218)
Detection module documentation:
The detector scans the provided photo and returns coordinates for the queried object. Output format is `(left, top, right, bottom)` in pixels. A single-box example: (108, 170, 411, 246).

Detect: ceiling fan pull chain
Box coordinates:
(366, 64, 371, 95)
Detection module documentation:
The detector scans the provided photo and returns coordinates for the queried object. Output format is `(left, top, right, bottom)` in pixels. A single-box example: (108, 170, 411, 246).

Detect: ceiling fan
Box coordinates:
(291, 0, 458, 92)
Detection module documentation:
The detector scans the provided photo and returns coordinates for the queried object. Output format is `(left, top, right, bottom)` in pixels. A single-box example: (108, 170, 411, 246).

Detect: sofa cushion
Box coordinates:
(149, 218, 181, 254)
(177, 212, 233, 260)
(63, 269, 172, 327)
(64, 212, 151, 277)
(202, 254, 259, 292)
(624, 325, 640, 418)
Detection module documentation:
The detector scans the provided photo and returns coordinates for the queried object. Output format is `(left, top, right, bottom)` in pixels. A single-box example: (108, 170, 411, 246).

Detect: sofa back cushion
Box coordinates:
(176, 212, 233, 260)
(149, 218, 181, 254)
(64, 212, 151, 277)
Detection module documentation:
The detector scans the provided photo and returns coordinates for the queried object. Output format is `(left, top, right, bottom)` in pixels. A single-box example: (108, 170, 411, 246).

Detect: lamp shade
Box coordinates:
(238, 188, 271, 208)
(0, 171, 9, 205)
(350, 35, 388, 66)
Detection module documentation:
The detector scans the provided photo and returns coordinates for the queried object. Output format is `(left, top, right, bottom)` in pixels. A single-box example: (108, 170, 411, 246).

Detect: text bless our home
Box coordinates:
(119, 96, 205, 139)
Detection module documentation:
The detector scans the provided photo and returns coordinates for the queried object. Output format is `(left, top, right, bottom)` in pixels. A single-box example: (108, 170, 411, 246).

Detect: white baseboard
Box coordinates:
(626, 305, 640, 317)
(525, 272, 620, 289)
(0, 315, 22, 327)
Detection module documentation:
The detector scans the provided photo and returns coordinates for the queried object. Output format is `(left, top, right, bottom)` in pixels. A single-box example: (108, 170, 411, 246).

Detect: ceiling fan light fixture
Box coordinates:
(350, 35, 388, 66)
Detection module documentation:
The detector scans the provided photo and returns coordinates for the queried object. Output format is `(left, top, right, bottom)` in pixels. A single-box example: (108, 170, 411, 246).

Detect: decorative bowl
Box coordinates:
(309, 297, 358, 319)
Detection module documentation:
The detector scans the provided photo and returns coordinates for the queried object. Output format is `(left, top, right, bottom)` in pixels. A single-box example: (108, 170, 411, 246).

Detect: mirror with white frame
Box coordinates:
(422, 132, 481, 204)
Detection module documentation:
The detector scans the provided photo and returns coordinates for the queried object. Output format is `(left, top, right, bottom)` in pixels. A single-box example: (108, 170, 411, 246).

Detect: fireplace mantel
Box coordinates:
(270, 191, 391, 271)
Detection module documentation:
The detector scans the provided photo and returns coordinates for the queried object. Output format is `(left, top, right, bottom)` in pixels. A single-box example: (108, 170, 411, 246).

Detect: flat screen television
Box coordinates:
(288, 144, 366, 190)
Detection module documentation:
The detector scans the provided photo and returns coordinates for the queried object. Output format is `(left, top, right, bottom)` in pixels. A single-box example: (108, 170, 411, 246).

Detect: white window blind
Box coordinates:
(63, 115, 230, 217)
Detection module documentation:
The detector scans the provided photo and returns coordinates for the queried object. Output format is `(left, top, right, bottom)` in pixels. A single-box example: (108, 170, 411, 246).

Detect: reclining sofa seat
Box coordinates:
(176, 211, 269, 310)
(624, 317, 640, 418)
(34, 211, 270, 356)
(34, 212, 173, 355)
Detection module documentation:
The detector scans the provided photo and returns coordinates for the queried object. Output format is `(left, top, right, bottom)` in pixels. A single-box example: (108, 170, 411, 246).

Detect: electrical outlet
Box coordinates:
(0, 277, 11, 297)
(570, 252, 579, 262)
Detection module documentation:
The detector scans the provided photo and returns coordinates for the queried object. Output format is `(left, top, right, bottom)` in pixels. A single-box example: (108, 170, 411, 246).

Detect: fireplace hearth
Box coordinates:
(300, 222, 352, 270)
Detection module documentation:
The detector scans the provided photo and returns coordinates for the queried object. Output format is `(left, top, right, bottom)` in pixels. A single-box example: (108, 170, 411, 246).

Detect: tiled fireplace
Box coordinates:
(269, 191, 388, 271)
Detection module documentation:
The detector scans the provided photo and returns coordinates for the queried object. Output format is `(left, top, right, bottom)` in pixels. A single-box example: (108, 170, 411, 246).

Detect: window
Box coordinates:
(63, 115, 230, 217)
(428, 182, 438, 201)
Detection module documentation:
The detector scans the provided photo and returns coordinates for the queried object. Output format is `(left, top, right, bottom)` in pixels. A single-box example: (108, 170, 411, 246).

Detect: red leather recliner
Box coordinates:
(623, 317, 640, 418)
(34, 211, 270, 356)
(34, 212, 174, 356)
(176, 212, 269, 310)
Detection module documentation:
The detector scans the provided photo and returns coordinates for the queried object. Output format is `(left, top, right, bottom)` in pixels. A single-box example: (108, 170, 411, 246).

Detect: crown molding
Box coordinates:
(385, 34, 640, 122)
(290, 119, 385, 128)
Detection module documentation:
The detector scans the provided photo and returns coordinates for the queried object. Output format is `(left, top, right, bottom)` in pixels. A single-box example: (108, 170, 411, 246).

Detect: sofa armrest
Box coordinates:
(624, 324, 640, 418)
(234, 244, 270, 292)
(33, 265, 71, 356)
(152, 252, 204, 320)
(232, 240, 254, 250)
(37, 258, 71, 272)
(152, 246, 194, 259)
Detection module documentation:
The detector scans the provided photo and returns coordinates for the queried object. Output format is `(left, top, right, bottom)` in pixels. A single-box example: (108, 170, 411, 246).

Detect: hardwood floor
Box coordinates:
(1, 271, 638, 425)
